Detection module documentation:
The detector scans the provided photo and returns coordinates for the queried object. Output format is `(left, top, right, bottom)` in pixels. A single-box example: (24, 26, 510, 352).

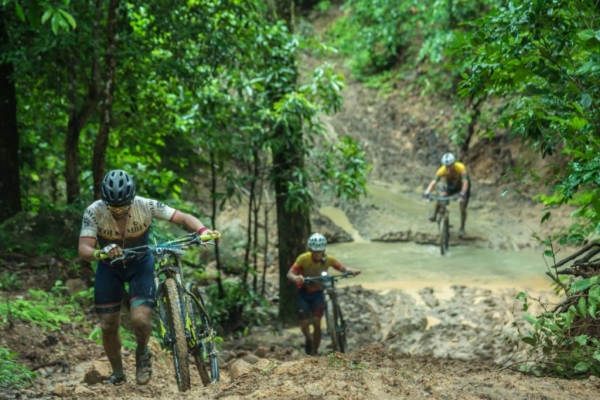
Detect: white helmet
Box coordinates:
(307, 233, 327, 251)
(441, 152, 456, 166)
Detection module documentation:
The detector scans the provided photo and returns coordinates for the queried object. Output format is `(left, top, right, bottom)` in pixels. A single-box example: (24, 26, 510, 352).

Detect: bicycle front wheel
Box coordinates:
(439, 216, 450, 255)
(333, 303, 348, 354)
(164, 278, 191, 392)
(186, 283, 219, 385)
(325, 298, 339, 352)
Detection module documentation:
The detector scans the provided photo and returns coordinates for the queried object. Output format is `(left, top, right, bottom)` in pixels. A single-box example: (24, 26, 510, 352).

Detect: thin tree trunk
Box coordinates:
(242, 163, 256, 288)
(0, 10, 21, 223)
(65, 0, 102, 203)
(460, 95, 485, 160)
(209, 150, 225, 298)
(252, 150, 262, 293)
(261, 196, 273, 297)
(93, 0, 120, 199)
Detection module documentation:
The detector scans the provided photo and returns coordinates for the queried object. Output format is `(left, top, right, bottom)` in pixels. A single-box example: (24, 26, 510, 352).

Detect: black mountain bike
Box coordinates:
(429, 194, 459, 255)
(303, 272, 352, 354)
(112, 232, 221, 392)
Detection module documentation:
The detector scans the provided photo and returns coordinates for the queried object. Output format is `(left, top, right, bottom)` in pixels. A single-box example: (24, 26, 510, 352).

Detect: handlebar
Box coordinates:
(427, 194, 461, 202)
(100, 232, 221, 261)
(302, 272, 353, 284)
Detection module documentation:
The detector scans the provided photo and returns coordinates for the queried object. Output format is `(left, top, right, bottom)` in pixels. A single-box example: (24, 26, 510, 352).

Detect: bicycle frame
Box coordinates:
(303, 272, 351, 353)
(114, 232, 220, 390)
(429, 195, 459, 255)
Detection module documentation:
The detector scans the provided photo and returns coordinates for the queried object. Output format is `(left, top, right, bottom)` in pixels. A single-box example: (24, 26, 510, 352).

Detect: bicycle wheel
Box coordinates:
(325, 298, 339, 352)
(443, 215, 450, 253)
(439, 216, 449, 255)
(164, 278, 191, 392)
(185, 283, 219, 385)
(333, 303, 348, 354)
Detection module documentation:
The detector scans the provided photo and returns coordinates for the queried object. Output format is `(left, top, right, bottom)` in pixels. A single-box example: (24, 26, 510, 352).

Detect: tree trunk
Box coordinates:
(65, 0, 102, 204)
(0, 11, 22, 223)
(459, 95, 485, 161)
(93, 0, 120, 199)
(209, 150, 225, 298)
(271, 0, 311, 325)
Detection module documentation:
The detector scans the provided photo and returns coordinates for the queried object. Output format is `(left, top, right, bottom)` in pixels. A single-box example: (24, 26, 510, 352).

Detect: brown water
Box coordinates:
(329, 241, 556, 298)
(319, 181, 565, 298)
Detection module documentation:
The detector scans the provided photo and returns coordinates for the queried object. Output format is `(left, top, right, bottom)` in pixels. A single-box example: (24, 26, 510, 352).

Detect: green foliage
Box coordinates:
(515, 278, 600, 378)
(89, 326, 137, 350)
(0, 347, 37, 389)
(204, 279, 272, 330)
(0, 271, 24, 292)
(317, 136, 371, 200)
(327, 0, 494, 88)
(461, 0, 600, 237)
(0, 209, 82, 258)
(0, 287, 85, 330)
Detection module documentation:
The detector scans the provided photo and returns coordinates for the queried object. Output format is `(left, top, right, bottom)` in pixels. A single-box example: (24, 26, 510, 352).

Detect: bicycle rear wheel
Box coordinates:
(333, 303, 348, 354)
(185, 283, 219, 385)
(163, 278, 191, 392)
(325, 298, 339, 352)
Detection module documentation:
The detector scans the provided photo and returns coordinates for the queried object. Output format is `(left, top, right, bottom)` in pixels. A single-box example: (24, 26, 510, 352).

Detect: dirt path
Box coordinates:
(7, 340, 600, 400)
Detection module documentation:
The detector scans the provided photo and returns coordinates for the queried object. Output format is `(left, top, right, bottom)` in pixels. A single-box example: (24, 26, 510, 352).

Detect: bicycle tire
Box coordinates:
(334, 303, 348, 354)
(325, 298, 339, 352)
(443, 215, 450, 253)
(439, 216, 449, 255)
(164, 278, 191, 392)
(185, 283, 220, 385)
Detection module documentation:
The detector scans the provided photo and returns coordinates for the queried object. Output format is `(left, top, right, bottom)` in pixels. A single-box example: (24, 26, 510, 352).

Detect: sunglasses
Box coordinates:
(105, 202, 132, 211)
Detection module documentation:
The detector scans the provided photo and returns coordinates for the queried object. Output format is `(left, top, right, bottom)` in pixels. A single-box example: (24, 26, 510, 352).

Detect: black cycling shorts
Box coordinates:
(94, 253, 156, 314)
(297, 289, 325, 319)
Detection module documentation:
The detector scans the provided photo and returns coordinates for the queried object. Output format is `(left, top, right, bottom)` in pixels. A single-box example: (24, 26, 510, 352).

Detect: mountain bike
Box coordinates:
(303, 272, 352, 354)
(111, 232, 221, 392)
(428, 194, 459, 255)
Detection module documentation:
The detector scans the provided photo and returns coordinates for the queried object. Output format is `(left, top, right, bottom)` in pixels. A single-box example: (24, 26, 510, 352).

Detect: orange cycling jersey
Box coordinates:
(434, 162, 468, 187)
(290, 252, 343, 293)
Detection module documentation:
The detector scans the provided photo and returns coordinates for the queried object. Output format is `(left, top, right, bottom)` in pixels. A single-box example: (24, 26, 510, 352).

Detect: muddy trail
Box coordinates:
(1, 279, 598, 400)
(2, 320, 600, 400)
(1, 7, 594, 400)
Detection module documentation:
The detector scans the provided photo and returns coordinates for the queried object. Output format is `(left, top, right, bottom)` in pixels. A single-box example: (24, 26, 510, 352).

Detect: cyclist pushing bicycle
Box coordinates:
(78, 170, 220, 386)
(286, 233, 360, 356)
(422, 152, 471, 238)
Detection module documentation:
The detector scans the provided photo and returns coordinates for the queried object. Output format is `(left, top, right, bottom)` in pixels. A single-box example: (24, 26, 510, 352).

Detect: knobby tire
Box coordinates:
(165, 278, 191, 392)
(186, 283, 220, 385)
(439, 216, 450, 255)
(325, 298, 339, 352)
(334, 303, 348, 354)
(443, 215, 450, 253)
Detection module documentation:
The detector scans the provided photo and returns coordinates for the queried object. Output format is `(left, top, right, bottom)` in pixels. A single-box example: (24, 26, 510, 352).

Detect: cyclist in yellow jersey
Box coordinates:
(286, 233, 360, 355)
(422, 152, 471, 238)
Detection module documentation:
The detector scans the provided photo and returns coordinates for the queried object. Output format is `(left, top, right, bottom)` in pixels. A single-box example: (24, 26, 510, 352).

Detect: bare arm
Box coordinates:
(287, 266, 304, 283)
(424, 179, 438, 196)
(460, 173, 469, 193)
(171, 211, 208, 232)
(78, 237, 98, 262)
(171, 211, 221, 242)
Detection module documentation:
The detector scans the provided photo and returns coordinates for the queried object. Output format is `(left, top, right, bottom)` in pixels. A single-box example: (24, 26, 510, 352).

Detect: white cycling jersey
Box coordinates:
(80, 196, 176, 249)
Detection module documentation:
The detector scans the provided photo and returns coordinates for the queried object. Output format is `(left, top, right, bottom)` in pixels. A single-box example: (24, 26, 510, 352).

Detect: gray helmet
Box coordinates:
(441, 152, 456, 166)
(307, 233, 327, 251)
(101, 170, 136, 206)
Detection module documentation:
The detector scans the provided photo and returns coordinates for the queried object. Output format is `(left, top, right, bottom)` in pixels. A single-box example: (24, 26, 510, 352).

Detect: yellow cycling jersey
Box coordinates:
(435, 162, 468, 186)
(290, 252, 343, 292)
